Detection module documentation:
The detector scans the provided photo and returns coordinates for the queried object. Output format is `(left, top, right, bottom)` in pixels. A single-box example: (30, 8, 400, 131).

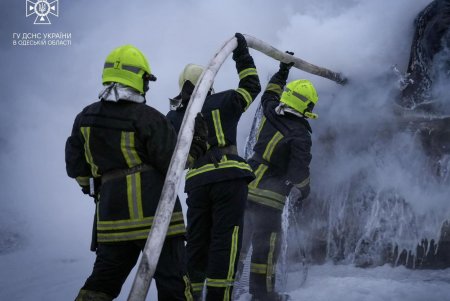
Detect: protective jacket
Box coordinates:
(248, 70, 312, 211)
(184, 53, 261, 191)
(65, 100, 186, 243)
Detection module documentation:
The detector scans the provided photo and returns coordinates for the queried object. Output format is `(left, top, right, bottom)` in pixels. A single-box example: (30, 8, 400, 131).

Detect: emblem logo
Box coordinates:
(26, 0, 59, 25)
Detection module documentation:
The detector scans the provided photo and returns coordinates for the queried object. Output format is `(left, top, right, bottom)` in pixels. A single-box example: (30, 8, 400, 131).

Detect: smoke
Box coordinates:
(273, 0, 449, 264)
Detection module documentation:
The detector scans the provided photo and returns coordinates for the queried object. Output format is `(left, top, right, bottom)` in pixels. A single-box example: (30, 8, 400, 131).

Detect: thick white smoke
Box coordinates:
(272, 0, 449, 265)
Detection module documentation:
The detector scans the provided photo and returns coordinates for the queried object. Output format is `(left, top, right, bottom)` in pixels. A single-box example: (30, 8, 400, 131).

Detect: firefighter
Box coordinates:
(65, 45, 205, 301)
(245, 53, 318, 301)
(169, 33, 261, 300)
(167, 63, 206, 134)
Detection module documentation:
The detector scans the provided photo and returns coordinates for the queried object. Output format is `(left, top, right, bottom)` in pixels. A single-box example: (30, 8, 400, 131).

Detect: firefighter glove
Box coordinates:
(233, 32, 249, 60)
(279, 51, 295, 75)
(288, 183, 309, 214)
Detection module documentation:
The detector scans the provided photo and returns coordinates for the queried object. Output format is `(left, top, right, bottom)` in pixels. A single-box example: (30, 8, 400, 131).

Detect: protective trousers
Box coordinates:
(246, 201, 282, 299)
(78, 237, 193, 300)
(186, 179, 248, 301)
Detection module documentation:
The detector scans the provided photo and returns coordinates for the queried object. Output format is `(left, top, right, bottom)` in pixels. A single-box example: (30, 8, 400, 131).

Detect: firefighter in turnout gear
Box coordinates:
(166, 64, 210, 170)
(65, 45, 199, 301)
(168, 33, 261, 301)
(167, 63, 207, 134)
(245, 52, 317, 301)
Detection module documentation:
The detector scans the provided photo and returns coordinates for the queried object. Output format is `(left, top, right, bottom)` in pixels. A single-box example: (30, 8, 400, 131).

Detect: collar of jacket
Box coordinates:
(99, 83, 145, 104)
(169, 94, 184, 111)
(275, 102, 305, 118)
(274, 102, 312, 133)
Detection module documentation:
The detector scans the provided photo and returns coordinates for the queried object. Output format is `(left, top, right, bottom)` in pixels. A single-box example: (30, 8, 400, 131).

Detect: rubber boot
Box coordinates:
(74, 289, 114, 301)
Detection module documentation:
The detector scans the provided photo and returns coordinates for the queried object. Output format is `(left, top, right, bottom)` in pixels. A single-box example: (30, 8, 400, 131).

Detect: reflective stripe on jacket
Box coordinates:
(65, 100, 186, 241)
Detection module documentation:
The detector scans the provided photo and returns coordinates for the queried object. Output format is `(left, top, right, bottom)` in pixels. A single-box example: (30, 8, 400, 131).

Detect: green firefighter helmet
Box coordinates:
(178, 64, 204, 90)
(280, 79, 319, 119)
(102, 45, 156, 94)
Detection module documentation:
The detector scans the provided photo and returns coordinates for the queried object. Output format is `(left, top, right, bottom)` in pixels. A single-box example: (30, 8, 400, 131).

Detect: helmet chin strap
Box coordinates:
(142, 73, 157, 94)
(143, 79, 149, 93)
